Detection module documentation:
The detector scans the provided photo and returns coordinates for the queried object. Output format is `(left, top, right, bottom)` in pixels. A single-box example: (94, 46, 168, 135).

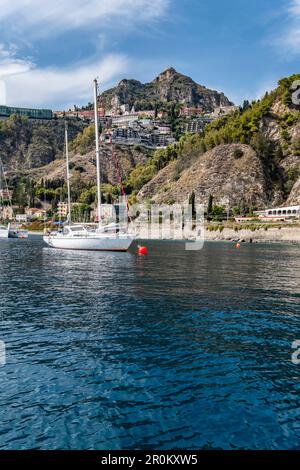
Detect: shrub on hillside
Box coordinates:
(233, 148, 244, 159)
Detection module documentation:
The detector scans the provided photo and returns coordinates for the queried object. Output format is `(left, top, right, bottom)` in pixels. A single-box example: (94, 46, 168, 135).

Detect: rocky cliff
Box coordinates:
(0, 116, 86, 171)
(102, 67, 233, 112)
(24, 143, 151, 187)
(138, 144, 273, 207)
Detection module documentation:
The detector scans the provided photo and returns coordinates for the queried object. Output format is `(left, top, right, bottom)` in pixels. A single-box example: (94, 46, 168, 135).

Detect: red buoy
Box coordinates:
(236, 243, 241, 249)
(138, 245, 148, 256)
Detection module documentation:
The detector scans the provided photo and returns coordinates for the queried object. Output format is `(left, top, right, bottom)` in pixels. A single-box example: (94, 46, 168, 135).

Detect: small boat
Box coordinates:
(8, 225, 29, 239)
(0, 224, 9, 238)
(43, 79, 135, 252)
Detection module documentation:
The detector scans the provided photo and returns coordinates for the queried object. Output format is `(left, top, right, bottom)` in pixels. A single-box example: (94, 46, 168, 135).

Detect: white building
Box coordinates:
(111, 113, 139, 126)
(255, 205, 300, 219)
(26, 208, 47, 220)
(211, 106, 239, 118)
(57, 202, 68, 218)
(16, 214, 28, 223)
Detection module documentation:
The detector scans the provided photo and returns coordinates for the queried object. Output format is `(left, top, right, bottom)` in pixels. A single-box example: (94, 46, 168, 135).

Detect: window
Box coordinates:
(70, 226, 85, 232)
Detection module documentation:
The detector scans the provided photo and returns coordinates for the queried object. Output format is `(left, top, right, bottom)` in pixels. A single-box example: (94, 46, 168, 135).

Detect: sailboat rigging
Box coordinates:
(43, 79, 135, 251)
(0, 158, 28, 239)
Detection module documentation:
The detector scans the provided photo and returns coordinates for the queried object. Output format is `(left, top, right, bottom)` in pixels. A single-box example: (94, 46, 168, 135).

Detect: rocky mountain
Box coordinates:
(134, 74, 300, 209)
(101, 67, 233, 112)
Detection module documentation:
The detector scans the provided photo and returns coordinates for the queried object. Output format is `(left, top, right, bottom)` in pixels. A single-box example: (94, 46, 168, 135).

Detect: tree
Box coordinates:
(211, 204, 226, 221)
(207, 194, 213, 217)
(233, 148, 244, 159)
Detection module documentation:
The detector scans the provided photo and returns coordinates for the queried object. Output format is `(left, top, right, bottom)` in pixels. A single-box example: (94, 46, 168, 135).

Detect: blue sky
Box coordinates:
(0, 0, 299, 109)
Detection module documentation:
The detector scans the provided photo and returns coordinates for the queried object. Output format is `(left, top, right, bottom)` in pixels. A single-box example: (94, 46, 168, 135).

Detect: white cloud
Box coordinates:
(289, 0, 300, 15)
(0, 1, 171, 108)
(0, 0, 170, 37)
(278, 0, 300, 55)
(0, 50, 130, 109)
(0, 45, 33, 104)
(0, 45, 32, 77)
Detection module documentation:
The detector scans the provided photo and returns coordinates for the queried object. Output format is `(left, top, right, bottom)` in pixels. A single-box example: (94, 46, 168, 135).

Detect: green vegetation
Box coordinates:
(125, 74, 300, 197)
(292, 137, 300, 155)
(286, 166, 300, 193)
(70, 125, 96, 154)
(126, 145, 178, 191)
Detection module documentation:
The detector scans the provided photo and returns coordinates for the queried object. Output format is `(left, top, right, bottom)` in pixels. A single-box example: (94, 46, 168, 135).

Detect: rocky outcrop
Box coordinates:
(102, 67, 233, 112)
(139, 144, 281, 208)
(23, 143, 151, 186)
(287, 179, 300, 204)
(0, 117, 86, 171)
(204, 226, 300, 243)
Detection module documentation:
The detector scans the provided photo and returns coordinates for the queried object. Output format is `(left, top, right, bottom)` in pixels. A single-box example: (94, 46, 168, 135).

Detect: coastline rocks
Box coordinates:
(139, 144, 273, 208)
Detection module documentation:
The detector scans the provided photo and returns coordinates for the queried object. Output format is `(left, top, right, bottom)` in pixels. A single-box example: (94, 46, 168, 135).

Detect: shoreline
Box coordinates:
(203, 226, 300, 244)
(27, 226, 300, 244)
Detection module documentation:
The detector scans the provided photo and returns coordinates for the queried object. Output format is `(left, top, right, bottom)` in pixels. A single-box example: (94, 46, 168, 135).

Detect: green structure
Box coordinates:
(0, 105, 53, 120)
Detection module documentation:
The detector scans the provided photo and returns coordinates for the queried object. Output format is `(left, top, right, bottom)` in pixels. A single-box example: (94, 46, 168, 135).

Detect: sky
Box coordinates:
(0, 0, 299, 110)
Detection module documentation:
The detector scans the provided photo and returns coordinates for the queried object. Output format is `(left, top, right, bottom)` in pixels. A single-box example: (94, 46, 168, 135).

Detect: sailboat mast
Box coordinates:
(0, 158, 13, 213)
(94, 78, 102, 224)
(65, 122, 72, 223)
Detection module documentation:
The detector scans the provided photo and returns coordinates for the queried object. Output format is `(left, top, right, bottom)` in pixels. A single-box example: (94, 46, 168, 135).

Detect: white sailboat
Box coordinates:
(43, 79, 135, 251)
(0, 158, 28, 239)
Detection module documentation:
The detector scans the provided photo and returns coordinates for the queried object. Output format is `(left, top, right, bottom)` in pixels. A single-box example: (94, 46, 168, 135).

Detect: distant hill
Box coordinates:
(101, 67, 233, 112)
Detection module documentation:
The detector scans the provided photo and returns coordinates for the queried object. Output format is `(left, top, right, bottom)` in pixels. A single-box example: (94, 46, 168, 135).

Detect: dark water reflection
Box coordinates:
(0, 238, 300, 449)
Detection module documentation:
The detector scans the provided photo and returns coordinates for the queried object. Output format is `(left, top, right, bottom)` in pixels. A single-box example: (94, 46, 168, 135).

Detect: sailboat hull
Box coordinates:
(43, 234, 134, 251)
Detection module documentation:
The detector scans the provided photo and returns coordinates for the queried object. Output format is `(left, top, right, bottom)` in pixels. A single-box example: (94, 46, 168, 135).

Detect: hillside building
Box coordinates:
(182, 117, 213, 134)
(57, 202, 69, 218)
(255, 206, 300, 220)
(0, 105, 53, 120)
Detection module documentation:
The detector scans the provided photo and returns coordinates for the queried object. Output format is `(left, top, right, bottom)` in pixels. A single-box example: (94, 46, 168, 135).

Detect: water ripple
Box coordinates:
(0, 239, 300, 449)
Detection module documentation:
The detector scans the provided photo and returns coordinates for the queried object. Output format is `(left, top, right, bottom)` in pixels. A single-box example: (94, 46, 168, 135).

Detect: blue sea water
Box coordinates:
(0, 238, 300, 450)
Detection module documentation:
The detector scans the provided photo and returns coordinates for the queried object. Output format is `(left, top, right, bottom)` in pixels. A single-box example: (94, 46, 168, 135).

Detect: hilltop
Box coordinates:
(101, 67, 233, 112)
